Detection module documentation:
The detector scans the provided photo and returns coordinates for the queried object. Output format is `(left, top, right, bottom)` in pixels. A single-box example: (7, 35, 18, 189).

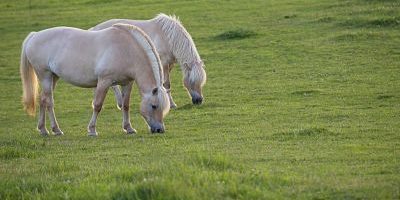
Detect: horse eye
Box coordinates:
(151, 105, 157, 110)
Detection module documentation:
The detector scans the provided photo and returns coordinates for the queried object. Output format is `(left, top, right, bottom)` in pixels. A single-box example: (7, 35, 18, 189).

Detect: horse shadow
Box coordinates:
(176, 102, 221, 110)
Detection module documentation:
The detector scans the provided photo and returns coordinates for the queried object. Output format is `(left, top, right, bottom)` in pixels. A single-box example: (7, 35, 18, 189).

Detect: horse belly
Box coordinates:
(66, 75, 98, 88)
(50, 62, 98, 88)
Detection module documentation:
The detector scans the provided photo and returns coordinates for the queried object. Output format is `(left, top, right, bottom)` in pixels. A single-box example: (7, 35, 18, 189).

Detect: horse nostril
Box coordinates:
(192, 97, 203, 105)
(151, 126, 164, 134)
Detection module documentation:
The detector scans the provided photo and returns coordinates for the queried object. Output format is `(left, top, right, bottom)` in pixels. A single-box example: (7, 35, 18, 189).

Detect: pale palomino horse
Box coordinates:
(20, 24, 170, 136)
(90, 13, 206, 109)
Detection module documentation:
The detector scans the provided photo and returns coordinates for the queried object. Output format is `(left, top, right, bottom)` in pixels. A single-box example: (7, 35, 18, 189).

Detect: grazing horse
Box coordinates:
(90, 13, 207, 109)
(20, 24, 170, 136)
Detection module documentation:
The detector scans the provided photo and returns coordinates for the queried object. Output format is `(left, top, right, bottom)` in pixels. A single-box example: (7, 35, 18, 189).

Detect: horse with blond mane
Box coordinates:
(90, 13, 206, 109)
(20, 24, 170, 136)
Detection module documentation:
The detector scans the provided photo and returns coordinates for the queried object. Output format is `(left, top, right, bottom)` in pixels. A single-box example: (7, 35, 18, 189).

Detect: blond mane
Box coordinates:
(153, 13, 201, 67)
(112, 23, 164, 87)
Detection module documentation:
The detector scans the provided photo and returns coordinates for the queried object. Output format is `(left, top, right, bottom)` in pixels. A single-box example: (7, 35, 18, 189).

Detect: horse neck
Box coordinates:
(154, 17, 201, 66)
(135, 67, 159, 96)
(171, 35, 201, 68)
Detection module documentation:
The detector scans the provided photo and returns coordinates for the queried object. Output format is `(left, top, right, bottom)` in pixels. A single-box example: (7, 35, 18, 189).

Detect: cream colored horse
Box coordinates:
(20, 24, 170, 136)
(91, 13, 206, 109)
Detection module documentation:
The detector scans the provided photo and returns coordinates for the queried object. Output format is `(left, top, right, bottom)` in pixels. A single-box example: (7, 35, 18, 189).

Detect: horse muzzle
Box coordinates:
(150, 124, 165, 134)
(190, 91, 203, 105)
(192, 96, 203, 105)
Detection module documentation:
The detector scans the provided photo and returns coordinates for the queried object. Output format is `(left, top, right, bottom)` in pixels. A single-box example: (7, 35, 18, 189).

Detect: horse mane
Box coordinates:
(112, 23, 164, 87)
(112, 23, 170, 114)
(153, 13, 201, 66)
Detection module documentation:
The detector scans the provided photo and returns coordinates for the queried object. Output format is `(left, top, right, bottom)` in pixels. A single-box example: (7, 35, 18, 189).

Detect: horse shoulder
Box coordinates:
(94, 28, 137, 73)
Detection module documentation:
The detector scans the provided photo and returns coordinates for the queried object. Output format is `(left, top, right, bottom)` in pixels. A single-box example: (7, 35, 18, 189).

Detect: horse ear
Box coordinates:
(152, 87, 158, 95)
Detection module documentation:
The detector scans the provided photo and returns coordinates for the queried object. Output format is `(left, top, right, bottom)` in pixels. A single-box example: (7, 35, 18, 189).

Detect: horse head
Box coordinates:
(183, 60, 206, 105)
(140, 87, 170, 133)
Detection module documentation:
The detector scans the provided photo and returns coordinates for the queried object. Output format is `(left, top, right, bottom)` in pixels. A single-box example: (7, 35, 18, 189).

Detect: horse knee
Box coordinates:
(40, 92, 52, 103)
(93, 102, 103, 112)
(122, 104, 129, 111)
(40, 97, 47, 105)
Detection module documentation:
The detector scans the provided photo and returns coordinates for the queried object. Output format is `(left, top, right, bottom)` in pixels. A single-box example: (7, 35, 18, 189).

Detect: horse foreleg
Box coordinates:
(88, 79, 111, 136)
(164, 64, 177, 108)
(120, 82, 135, 134)
(48, 75, 63, 135)
(112, 85, 123, 110)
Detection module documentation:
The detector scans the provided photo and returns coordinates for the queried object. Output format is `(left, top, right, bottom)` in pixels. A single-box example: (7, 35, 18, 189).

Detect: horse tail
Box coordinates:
(20, 32, 38, 116)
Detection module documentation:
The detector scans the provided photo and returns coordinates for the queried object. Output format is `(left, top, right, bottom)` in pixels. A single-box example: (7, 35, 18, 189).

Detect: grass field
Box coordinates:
(1, 0, 399, 199)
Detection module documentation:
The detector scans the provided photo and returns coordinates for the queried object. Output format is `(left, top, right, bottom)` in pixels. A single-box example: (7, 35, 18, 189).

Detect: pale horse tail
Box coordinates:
(20, 32, 38, 116)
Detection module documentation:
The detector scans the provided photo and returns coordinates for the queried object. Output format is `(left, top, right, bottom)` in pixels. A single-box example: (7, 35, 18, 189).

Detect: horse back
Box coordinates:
(25, 26, 141, 87)
(91, 19, 172, 67)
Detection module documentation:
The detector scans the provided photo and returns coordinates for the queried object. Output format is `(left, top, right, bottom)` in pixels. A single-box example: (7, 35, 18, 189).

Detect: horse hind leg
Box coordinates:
(121, 82, 136, 134)
(48, 75, 63, 135)
(36, 72, 52, 136)
(38, 72, 63, 136)
(37, 90, 49, 136)
(112, 85, 123, 110)
(164, 65, 177, 108)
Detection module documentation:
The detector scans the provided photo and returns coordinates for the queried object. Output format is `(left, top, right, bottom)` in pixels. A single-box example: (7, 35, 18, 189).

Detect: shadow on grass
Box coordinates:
(214, 29, 257, 40)
(339, 16, 400, 28)
(176, 102, 224, 110)
(83, 0, 120, 5)
(316, 16, 335, 23)
(377, 95, 394, 100)
(291, 90, 321, 97)
(271, 127, 339, 141)
(333, 31, 387, 41)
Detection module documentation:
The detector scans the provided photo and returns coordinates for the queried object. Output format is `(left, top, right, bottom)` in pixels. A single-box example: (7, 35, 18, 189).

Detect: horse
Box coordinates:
(20, 24, 170, 136)
(90, 13, 207, 109)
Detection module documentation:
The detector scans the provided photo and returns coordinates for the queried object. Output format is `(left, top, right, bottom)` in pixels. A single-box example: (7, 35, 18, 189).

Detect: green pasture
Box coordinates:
(0, 0, 399, 199)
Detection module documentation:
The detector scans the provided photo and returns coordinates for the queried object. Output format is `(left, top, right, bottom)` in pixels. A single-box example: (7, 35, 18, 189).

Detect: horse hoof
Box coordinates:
(170, 103, 177, 109)
(38, 127, 49, 136)
(53, 129, 64, 136)
(53, 131, 64, 136)
(40, 131, 49, 136)
(126, 128, 137, 135)
(88, 132, 98, 137)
